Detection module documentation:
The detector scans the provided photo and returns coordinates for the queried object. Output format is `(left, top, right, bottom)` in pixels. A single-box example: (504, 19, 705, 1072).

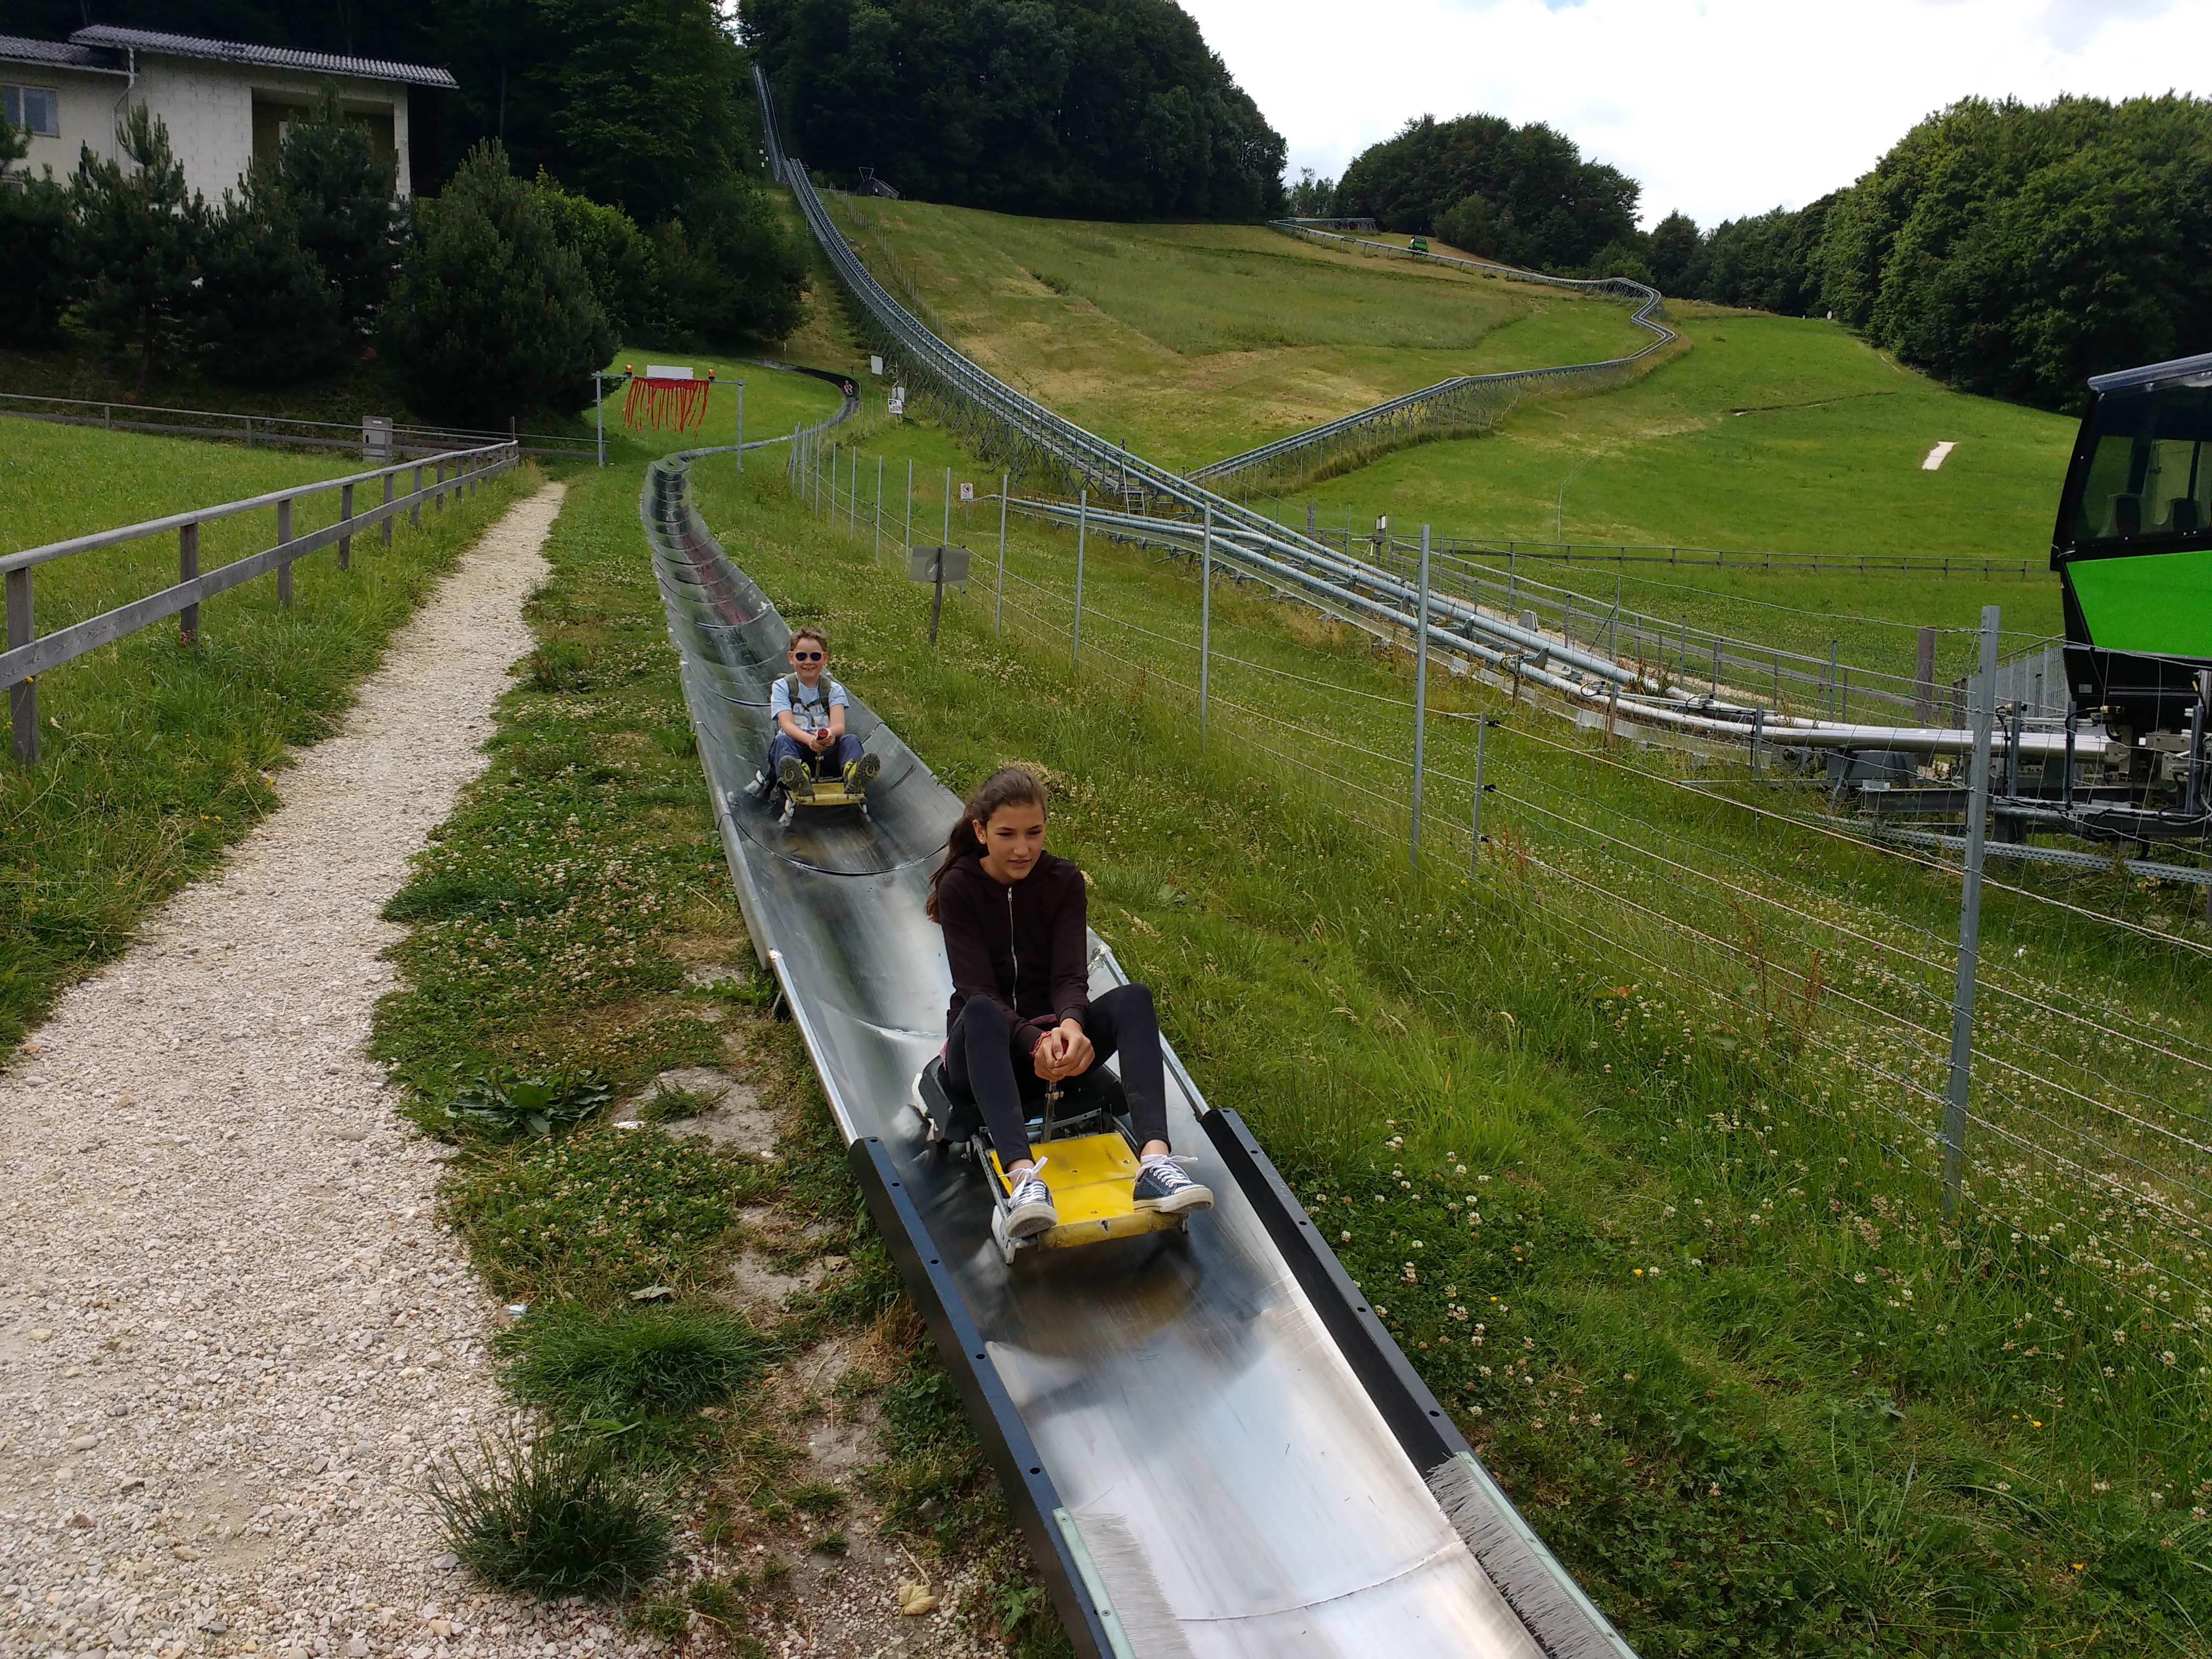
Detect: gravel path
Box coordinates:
(0, 483, 654, 1659)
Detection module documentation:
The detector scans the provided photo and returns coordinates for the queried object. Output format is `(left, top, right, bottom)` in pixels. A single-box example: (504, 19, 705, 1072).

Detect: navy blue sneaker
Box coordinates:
(1134, 1155, 1212, 1215)
(1004, 1164, 1058, 1237)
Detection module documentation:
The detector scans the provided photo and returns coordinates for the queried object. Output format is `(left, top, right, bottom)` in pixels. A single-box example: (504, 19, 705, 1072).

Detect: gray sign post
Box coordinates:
(910, 545, 970, 646)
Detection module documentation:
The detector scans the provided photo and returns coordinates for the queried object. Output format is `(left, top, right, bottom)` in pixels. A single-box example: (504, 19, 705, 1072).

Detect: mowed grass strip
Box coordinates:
(1, 420, 536, 1049)
(825, 191, 1655, 470)
(364, 421, 1081, 1654)
(686, 441, 2212, 1657)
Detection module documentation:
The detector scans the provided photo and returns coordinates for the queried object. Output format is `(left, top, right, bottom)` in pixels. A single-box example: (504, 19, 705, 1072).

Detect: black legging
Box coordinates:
(946, 983, 1169, 1164)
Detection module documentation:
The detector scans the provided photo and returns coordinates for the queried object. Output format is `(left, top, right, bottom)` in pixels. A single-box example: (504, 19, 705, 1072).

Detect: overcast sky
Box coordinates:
(1179, 0, 2211, 229)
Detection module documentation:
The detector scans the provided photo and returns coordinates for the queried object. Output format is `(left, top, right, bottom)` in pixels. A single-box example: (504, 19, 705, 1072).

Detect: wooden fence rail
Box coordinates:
(3, 440, 520, 765)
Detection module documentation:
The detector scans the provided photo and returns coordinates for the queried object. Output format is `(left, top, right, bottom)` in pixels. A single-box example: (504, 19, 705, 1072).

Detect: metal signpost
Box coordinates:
(910, 543, 970, 646)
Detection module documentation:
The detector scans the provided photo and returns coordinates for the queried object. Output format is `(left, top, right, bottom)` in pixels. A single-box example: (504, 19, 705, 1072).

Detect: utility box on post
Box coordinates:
(363, 415, 393, 464)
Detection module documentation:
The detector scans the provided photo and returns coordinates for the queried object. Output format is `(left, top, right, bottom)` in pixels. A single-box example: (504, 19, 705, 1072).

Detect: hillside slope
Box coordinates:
(828, 194, 1653, 469)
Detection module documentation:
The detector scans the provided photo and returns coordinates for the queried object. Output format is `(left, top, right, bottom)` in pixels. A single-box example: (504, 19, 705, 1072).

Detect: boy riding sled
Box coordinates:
(769, 626, 880, 796)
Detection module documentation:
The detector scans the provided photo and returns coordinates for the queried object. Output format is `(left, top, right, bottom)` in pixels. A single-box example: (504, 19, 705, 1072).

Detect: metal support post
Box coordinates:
(875, 457, 884, 563)
(2196, 672, 2212, 815)
(276, 497, 294, 606)
(995, 473, 1008, 636)
(179, 521, 199, 644)
(1752, 705, 1765, 778)
(942, 467, 951, 555)
(1199, 505, 1213, 747)
(1826, 639, 1839, 718)
(1915, 626, 1937, 724)
(7, 567, 36, 765)
(904, 460, 914, 552)
(1942, 604, 2000, 1221)
(339, 483, 353, 571)
(851, 449, 860, 536)
(735, 381, 744, 471)
(829, 442, 838, 518)
(1712, 641, 1721, 697)
(2063, 703, 2077, 810)
(1471, 718, 1493, 871)
(1411, 526, 1431, 874)
(1073, 490, 1087, 669)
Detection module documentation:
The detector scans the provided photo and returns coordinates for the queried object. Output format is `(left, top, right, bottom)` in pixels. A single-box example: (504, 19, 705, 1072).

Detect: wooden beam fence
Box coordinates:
(2, 440, 519, 765)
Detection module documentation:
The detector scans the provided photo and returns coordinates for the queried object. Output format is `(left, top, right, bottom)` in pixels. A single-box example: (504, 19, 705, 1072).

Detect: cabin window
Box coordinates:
(2066, 380, 2212, 549)
(3, 85, 60, 138)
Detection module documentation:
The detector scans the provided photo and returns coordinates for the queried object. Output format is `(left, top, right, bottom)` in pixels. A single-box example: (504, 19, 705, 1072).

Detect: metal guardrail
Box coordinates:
(1187, 225, 1678, 489)
(4, 440, 520, 764)
(0, 390, 596, 462)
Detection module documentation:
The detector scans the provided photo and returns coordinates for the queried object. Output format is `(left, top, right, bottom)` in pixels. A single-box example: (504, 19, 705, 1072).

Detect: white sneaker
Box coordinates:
(1004, 1162, 1057, 1238)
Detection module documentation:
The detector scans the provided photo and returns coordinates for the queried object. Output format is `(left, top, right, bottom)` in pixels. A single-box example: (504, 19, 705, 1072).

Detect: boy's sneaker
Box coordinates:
(1134, 1154, 1213, 1216)
(776, 753, 808, 791)
(844, 752, 882, 790)
(1003, 1164, 1057, 1238)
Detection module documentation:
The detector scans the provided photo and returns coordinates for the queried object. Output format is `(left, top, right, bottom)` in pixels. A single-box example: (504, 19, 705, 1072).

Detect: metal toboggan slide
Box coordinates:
(643, 453, 1636, 1659)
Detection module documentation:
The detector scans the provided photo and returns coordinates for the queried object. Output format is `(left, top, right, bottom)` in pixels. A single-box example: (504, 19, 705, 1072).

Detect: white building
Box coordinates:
(0, 26, 454, 200)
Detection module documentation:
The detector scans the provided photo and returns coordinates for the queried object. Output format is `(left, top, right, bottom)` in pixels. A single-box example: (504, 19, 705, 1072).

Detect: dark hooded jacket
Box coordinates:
(935, 851, 1089, 1050)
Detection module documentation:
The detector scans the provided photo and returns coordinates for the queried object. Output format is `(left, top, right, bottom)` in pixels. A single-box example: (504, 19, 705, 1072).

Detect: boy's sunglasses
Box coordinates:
(792, 650, 824, 661)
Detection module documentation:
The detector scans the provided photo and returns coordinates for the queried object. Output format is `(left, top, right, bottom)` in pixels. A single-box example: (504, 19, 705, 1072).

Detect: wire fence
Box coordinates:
(784, 434, 2212, 1343)
(755, 64, 2212, 1336)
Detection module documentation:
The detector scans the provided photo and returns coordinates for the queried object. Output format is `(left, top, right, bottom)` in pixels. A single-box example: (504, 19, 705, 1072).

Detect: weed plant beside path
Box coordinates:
(0, 422, 534, 1048)
(684, 433, 2212, 1657)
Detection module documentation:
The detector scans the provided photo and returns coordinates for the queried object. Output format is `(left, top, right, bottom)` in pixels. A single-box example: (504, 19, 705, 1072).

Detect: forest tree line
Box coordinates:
(1314, 96, 2212, 411)
(742, 0, 1287, 221)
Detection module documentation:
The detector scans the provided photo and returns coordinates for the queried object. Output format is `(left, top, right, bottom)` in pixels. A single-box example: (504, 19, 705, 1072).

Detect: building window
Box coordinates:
(3, 85, 61, 138)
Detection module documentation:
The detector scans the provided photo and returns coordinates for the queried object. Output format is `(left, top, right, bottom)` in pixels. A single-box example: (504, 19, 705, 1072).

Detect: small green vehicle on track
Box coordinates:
(1408, 234, 1429, 255)
(2052, 349, 2212, 741)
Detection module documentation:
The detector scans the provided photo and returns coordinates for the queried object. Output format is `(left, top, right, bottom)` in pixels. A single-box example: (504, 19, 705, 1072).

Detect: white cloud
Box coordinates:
(1188, 0, 2212, 227)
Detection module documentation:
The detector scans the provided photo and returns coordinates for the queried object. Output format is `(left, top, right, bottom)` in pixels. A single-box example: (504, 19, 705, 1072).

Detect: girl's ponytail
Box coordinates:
(926, 766, 1048, 920)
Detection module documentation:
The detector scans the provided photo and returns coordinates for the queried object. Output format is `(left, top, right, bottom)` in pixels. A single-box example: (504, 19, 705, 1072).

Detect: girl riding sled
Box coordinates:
(927, 766, 1213, 1238)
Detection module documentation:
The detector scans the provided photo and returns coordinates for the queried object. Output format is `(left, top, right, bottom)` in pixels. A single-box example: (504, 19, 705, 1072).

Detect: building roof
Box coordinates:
(68, 25, 458, 89)
(0, 33, 128, 73)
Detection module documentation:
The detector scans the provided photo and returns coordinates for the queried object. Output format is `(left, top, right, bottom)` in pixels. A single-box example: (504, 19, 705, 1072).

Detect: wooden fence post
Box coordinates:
(382, 471, 394, 547)
(5, 567, 35, 765)
(411, 466, 422, 528)
(276, 497, 294, 606)
(339, 482, 354, 571)
(179, 522, 199, 643)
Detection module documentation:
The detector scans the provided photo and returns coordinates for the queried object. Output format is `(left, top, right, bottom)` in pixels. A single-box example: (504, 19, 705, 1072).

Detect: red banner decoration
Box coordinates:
(621, 367, 713, 434)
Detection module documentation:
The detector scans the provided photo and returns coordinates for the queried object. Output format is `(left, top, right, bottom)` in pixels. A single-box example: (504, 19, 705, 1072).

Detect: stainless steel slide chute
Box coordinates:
(645, 454, 1635, 1659)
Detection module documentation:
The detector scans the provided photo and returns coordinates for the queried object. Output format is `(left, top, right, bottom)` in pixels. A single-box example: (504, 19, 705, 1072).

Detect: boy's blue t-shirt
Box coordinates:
(771, 673, 848, 734)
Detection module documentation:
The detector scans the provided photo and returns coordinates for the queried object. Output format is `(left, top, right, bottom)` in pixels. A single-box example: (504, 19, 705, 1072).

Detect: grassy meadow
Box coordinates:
(825, 189, 2077, 669)
(681, 420, 2212, 1657)
(824, 192, 1656, 469)
(0, 418, 539, 1049)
